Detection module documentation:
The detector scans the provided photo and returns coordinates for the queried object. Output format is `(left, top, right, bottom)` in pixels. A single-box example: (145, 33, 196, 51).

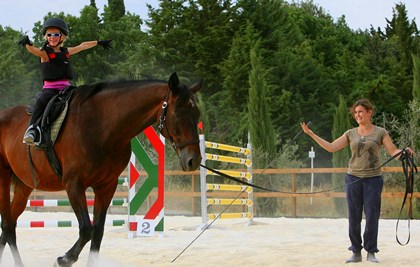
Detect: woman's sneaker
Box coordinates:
(367, 252, 379, 263)
(345, 251, 362, 263)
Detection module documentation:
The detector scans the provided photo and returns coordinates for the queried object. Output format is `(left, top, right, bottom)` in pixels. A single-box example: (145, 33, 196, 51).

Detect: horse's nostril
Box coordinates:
(188, 158, 194, 168)
(186, 156, 201, 170)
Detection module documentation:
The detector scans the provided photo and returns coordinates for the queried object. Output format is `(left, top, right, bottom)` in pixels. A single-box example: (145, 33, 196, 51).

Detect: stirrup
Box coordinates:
(23, 125, 41, 146)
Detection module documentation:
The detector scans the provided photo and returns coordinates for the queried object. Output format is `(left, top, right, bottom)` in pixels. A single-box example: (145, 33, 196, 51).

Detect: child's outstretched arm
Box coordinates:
(68, 40, 112, 55)
(18, 35, 46, 59)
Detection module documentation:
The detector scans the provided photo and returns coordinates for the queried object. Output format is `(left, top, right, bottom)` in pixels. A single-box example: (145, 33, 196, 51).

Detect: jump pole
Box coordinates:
(199, 133, 253, 228)
(128, 126, 165, 238)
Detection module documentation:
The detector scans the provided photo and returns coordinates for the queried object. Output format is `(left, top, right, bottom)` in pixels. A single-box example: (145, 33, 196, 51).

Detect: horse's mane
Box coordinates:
(73, 79, 165, 103)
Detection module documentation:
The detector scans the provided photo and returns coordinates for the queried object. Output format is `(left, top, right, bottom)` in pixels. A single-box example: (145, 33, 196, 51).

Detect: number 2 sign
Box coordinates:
(136, 219, 155, 237)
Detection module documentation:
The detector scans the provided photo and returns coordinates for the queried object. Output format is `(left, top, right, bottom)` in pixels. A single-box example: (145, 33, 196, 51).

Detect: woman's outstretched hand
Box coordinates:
(404, 147, 415, 156)
(300, 122, 313, 136)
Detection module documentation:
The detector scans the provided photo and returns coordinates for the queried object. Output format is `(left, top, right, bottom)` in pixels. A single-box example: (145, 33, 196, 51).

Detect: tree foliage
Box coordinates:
(0, 26, 36, 108)
(413, 53, 420, 100)
(106, 0, 126, 22)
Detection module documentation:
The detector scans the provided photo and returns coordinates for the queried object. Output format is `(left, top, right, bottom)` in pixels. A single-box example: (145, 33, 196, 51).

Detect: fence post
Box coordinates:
(292, 173, 297, 218)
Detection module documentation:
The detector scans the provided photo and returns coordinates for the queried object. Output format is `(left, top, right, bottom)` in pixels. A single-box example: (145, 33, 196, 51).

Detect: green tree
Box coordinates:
(385, 3, 419, 73)
(143, 0, 235, 84)
(90, 0, 98, 9)
(215, 22, 257, 144)
(273, 1, 346, 163)
(248, 39, 277, 216)
(248, 40, 276, 158)
(106, 0, 126, 22)
(331, 95, 351, 216)
(413, 53, 420, 100)
(0, 26, 38, 109)
(89, 0, 100, 22)
(383, 3, 419, 104)
(102, 12, 145, 80)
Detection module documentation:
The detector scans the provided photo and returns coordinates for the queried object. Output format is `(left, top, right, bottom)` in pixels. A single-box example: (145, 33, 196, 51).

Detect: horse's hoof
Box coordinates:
(54, 256, 73, 267)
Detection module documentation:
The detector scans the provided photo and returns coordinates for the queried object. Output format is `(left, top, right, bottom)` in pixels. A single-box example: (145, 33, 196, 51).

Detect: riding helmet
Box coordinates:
(42, 18, 69, 36)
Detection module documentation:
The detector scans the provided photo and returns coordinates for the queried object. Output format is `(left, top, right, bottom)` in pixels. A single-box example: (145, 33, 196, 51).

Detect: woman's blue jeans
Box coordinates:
(346, 174, 383, 253)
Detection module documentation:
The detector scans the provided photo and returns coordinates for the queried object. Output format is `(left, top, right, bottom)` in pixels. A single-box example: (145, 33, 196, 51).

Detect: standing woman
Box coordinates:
(300, 98, 413, 263)
(18, 17, 112, 145)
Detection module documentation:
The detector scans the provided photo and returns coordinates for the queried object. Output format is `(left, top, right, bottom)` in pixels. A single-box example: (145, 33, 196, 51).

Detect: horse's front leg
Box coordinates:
(0, 172, 31, 267)
(0, 168, 12, 264)
(87, 181, 118, 266)
(55, 185, 92, 267)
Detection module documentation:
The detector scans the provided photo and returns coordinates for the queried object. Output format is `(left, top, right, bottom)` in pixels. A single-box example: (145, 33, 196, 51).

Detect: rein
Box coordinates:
(201, 149, 415, 195)
(200, 164, 360, 194)
(395, 149, 418, 246)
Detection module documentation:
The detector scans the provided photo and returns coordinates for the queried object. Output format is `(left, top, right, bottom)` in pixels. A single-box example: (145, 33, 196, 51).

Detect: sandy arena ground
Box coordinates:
(0, 211, 419, 267)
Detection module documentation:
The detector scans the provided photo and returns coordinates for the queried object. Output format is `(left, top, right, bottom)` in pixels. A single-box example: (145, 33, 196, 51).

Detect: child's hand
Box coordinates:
(97, 40, 112, 49)
(18, 35, 33, 47)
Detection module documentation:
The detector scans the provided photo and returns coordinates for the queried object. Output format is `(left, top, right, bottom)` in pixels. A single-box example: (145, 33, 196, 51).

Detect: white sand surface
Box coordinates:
(0, 212, 418, 266)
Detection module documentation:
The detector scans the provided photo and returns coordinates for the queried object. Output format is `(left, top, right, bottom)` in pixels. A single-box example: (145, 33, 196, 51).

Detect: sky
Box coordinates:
(0, 0, 418, 35)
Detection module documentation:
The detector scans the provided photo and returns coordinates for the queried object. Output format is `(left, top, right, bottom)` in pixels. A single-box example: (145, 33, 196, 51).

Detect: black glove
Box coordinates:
(18, 35, 33, 47)
(97, 40, 112, 49)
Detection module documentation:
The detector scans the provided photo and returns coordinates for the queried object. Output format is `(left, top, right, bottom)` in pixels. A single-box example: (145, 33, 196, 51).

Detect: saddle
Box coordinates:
(26, 86, 75, 178)
(27, 86, 75, 147)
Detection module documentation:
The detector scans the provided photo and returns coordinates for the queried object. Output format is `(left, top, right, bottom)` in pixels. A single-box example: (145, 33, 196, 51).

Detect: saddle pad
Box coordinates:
(50, 101, 68, 145)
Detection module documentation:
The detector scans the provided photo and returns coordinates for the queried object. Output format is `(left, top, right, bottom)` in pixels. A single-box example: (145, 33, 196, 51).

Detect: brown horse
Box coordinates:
(0, 73, 202, 266)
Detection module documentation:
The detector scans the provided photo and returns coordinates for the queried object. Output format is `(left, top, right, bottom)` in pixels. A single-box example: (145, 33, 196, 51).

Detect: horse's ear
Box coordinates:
(168, 72, 180, 94)
(189, 79, 203, 94)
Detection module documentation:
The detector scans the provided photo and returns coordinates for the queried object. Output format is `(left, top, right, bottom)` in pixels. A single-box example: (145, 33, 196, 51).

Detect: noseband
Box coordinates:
(157, 89, 199, 150)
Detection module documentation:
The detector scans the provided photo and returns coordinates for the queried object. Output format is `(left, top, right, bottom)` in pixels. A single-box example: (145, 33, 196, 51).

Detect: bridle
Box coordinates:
(157, 89, 200, 151)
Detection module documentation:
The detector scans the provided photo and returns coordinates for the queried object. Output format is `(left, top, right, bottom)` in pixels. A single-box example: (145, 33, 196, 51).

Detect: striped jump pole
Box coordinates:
(12, 176, 130, 228)
(17, 219, 126, 228)
(199, 133, 253, 228)
(128, 126, 165, 238)
(25, 177, 128, 208)
(26, 198, 127, 207)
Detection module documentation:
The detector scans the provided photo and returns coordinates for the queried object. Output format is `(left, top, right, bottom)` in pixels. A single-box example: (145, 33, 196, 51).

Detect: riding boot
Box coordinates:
(367, 252, 379, 263)
(345, 251, 362, 263)
(23, 124, 41, 146)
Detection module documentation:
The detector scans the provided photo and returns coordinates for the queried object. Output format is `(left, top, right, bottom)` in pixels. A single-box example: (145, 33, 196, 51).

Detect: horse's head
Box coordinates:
(158, 73, 202, 171)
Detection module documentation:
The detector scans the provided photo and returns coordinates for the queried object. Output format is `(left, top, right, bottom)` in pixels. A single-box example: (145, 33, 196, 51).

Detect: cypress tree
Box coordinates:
(108, 0, 125, 22)
(248, 39, 276, 160)
(413, 53, 420, 101)
(332, 95, 352, 216)
(90, 0, 97, 10)
(248, 39, 277, 216)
